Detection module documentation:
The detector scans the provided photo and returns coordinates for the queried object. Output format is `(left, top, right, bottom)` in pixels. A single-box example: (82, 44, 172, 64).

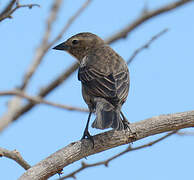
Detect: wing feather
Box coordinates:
(78, 56, 129, 105)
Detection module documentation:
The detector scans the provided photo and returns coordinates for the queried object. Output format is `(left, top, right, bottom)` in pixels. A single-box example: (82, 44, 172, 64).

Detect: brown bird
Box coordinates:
(53, 32, 130, 144)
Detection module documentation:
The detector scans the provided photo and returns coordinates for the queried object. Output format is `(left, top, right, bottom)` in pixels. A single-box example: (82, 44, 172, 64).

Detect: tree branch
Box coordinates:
(20, 0, 91, 90)
(49, 0, 91, 47)
(0, 0, 90, 132)
(0, 147, 31, 170)
(0, 0, 16, 18)
(105, 0, 193, 44)
(18, 110, 194, 180)
(59, 130, 177, 179)
(127, 28, 168, 64)
(0, 0, 40, 22)
(20, 0, 63, 90)
(0, 90, 88, 112)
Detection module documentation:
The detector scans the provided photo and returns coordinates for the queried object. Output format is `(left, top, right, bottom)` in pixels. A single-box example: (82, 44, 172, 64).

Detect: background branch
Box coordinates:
(105, 0, 193, 44)
(0, 147, 31, 170)
(0, 0, 40, 22)
(0, 0, 90, 133)
(127, 28, 168, 64)
(21, 0, 91, 90)
(20, 0, 63, 90)
(0, 90, 88, 112)
(0, 0, 16, 18)
(19, 110, 194, 179)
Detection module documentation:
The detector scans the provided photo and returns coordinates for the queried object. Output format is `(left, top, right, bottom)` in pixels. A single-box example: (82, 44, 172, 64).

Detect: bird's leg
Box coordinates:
(81, 112, 94, 147)
(120, 111, 137, 142)
(120, 111, 130, 130)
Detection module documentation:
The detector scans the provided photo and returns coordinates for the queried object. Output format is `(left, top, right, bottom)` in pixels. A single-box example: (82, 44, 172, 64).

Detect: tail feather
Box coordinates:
(92, 98, 124, 130)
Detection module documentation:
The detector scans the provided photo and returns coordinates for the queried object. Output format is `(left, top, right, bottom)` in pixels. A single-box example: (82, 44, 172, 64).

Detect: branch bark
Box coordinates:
(59, 130, 177, 179)
(0, 147, 31, 170)
(0, 0, 90, 132)
(0, 90, 88, 112)
(105, 0, 193, 44)
(18, 110, 194, 180)
(21, 0, 91, 90)
(20, 0, 63, 90)
(0, 1, 39, 22)
(127, 28, 168, 64)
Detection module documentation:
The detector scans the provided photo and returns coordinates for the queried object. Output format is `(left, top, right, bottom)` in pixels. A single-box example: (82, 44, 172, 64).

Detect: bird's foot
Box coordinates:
(123, 119, 130, 130)
(81, 130, 94, 148)
(122, 118, 137, 142)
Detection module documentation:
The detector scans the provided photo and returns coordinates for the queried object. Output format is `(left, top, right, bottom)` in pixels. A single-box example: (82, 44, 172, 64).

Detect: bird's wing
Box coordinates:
(114, 70, 129, 103)
(78, 65, 129, 103)
(78, 66, 117, 98)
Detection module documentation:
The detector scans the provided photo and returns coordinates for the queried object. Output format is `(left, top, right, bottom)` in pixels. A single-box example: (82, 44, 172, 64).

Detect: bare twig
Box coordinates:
(59, 130, 177, 179)
(0, 147, 31, 170)
(0, 0, 16, 18)
(0, 96, 23, 133)
(21, 0, 91, 90)
(13, 63, 79, 118)
(0, 63, 79, 133)
(18, 110, 194, 179)
(127, 28, 168, 64)
(38, 63, 79, 97)
(0, 90, 88, 112)
(50, 0, 91, 46)
(21, 0, 63, 90)
(0, 0, 90, 132)
(105, 0, 193, 44)
(0, 1, 40, 22)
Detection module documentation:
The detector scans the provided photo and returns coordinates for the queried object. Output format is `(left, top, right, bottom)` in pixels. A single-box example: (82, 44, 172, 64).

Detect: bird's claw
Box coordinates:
(123, 120, 130, 130)
(81, 130, 94, 148)
(121, 114, 132, 132)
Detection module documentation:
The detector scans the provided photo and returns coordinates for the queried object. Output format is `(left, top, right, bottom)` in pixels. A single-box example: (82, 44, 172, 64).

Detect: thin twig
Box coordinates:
(0, 1, 40, 22)
(0, 0, 90, 132)
(0, 90, 88, 112)
(59, 130, 177, 179)
(21, 0, 91, 90)
(0, 0, 16, 18)
(127, 28, 168, 64)
(21, 0, 62, 90)
(105, 0, 193, 44)
(50, 0, 91, 46)
(0, 147, 31, 170)
(38, 63, 79, 97)
(12, 63, 80, 121)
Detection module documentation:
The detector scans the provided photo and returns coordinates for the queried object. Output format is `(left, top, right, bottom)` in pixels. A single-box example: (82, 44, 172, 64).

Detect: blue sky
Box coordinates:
(0, 0, 194, 179)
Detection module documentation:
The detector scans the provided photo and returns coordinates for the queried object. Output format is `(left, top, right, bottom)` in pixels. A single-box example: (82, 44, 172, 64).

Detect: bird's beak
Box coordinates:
(53, 42, 69, 51)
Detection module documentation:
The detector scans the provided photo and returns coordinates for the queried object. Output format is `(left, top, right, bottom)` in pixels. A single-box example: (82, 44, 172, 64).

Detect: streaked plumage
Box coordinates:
(53, 32, 130, 144)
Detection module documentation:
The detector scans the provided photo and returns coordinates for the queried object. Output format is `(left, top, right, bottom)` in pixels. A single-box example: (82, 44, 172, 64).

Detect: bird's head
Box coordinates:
(53, 32, 105, 61)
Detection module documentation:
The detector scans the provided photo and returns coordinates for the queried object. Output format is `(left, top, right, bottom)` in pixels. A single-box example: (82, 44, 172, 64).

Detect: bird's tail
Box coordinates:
(92, 98, 124, 130)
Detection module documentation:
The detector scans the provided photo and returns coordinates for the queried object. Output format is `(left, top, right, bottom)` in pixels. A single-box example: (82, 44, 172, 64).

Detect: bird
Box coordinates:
(53, 32, 130, 145)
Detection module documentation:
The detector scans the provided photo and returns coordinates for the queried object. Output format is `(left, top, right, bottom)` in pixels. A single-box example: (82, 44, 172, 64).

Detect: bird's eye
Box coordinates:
(72, 39, 79, 45)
